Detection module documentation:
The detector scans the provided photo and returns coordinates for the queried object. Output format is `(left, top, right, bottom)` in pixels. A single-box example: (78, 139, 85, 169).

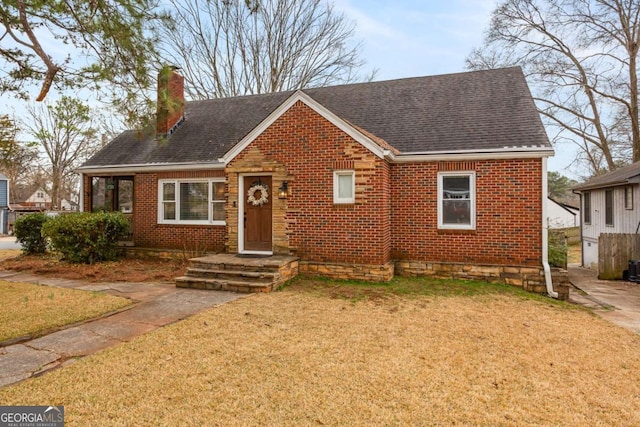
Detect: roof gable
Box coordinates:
(221, 91, 390, 163)
(548, 197, 579, 215)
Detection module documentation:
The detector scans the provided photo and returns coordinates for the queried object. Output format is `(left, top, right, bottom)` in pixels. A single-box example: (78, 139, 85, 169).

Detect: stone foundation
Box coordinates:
(124, 247, 570, 299)
(395, 260, 570, 300)
(299, 261, 395, 282)
(123, 246, 213, 260)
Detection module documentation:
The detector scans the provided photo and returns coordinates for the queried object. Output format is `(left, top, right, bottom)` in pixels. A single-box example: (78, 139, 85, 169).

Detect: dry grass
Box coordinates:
(0, 249, 20, 260)
(1, 285, 639, 426)
(0, 280, 131, 343)
(0, 254, 187, 282)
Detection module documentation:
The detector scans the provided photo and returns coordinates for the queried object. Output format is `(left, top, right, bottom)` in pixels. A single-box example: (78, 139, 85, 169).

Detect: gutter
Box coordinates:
(542, 157, 558, 298)
(386, 147, 554, 163)
(75, 161, 225, 175)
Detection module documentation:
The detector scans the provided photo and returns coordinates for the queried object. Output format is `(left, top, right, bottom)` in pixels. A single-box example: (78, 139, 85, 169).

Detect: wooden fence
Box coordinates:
(598, 233, 640, 280)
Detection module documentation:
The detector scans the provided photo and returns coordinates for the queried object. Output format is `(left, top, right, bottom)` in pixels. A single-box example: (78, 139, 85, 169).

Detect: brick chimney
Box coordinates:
(156, 66, 185, 137)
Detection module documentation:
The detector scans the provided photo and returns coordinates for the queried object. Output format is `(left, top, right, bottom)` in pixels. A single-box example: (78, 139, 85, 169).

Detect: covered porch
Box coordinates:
(84, 175, 135, 244)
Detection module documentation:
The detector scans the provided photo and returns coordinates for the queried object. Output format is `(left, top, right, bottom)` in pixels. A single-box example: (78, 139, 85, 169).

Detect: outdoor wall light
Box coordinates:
(278, 181, 289, 199)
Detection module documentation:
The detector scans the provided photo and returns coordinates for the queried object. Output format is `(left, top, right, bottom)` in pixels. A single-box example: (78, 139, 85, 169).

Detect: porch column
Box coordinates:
(79, 173, 84, 212)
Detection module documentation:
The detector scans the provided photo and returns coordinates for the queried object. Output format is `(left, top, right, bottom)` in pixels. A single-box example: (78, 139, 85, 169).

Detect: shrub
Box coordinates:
(41, 212, 130, 264)
(13, 212, 50, 254)
(548, 230, 568, 269)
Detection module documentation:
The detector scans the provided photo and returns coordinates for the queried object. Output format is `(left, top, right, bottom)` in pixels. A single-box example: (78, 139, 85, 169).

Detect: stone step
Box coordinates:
(185, 267, 278, 283)
(175, 254, 299, 293)
(175, 276, 275, 293)
(188, 260, 284, 273)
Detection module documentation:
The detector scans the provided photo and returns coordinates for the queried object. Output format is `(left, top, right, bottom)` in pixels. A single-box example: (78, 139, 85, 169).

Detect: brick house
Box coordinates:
(77, 66, 567, 297)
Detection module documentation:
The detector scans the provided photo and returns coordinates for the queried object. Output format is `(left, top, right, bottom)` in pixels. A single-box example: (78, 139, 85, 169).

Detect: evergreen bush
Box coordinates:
(41, 212, 130, 264)
(548, 230, 568, 269)
(13, 212, 50, 254)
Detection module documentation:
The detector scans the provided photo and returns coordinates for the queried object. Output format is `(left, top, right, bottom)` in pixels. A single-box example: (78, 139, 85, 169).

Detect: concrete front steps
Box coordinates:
(175, 253, 299, 293)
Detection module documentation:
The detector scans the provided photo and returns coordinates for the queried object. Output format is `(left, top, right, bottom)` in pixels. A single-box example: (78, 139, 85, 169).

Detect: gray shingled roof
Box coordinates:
(573, 162, 640, 191)
(81, 67, 550, 168)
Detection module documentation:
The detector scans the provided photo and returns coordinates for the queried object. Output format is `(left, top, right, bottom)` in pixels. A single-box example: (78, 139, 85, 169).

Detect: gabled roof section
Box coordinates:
(80, 91, 292, 170)
(79, 66, 552, 171)
(573, 162, 640, 192)
(221, 91, 392, 163)
(548, 197, 579, 215)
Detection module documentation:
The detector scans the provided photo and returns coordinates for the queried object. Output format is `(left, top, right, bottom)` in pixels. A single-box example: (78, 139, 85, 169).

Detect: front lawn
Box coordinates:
(0, 281, 131, 343)
(0, 249, 20, 260)
(1, 279, 639, 426)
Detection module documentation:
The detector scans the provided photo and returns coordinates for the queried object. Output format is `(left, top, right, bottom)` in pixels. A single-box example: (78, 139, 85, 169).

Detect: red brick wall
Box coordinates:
(229, 101, 391, 265)
(390, 159, 543, 266)
(83, 171, 226, 252)
(82, 105, 542, 269)
(134, 170, 226, 252)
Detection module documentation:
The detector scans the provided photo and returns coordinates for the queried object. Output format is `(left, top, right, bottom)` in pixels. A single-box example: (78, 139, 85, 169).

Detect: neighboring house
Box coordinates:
(547, 197, 579, 228)
(22, 188, 52, 210)
(7, 205, 46, 236)
(0, 173, 8, 234)
(77, 67, 565, 296)
(573, 162, 640, 268)
(60, 198, 78, 211)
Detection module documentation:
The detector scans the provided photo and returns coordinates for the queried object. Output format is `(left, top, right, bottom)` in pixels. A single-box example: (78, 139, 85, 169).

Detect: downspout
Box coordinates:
(573, 190, 584, 267)
(542, 158, 558, 298)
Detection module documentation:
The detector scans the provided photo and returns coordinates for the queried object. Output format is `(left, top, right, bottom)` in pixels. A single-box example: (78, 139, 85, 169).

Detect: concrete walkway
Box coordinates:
(0, 236, 21, 250)
(0, 271, 244, 388)
(568, 265, 640, 334)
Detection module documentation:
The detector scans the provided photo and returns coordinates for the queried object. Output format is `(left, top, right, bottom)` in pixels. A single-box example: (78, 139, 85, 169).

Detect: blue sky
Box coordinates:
(335, 0, 496, 78)
(4, 0, 578, 178)
(334, 0, 578, 178)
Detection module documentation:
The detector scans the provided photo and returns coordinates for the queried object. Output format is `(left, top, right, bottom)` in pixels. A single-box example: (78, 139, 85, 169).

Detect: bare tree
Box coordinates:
(159, 0, 373, 99)
(0, 115, 38, 203)
(23, 97, 99, 209)
(466, 0, 640, 176)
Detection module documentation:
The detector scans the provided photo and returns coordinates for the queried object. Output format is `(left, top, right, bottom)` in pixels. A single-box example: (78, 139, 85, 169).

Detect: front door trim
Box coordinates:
(238, 173, 273, 255)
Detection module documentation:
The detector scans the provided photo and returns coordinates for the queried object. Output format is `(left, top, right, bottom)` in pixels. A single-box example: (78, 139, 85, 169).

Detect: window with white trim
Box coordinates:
(333, 170, 355, 204)
(438, 172, 476, 229)
(158, 179, 225, 225)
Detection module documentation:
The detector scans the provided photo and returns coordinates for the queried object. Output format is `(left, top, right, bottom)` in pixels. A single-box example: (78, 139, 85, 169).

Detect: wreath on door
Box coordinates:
(247, 184, 269, 206)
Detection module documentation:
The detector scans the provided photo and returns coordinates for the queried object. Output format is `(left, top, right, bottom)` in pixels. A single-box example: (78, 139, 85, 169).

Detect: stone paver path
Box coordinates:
(0, 271, 244, 388)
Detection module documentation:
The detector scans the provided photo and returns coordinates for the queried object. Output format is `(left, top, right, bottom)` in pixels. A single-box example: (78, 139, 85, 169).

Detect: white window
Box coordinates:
(158, 179, 225, 225)
(438, 172, 476, 230)
(333, 170, 355, 204)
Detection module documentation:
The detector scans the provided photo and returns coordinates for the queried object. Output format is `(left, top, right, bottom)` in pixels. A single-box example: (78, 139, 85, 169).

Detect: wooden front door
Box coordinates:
(243, 176, 272, 252)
